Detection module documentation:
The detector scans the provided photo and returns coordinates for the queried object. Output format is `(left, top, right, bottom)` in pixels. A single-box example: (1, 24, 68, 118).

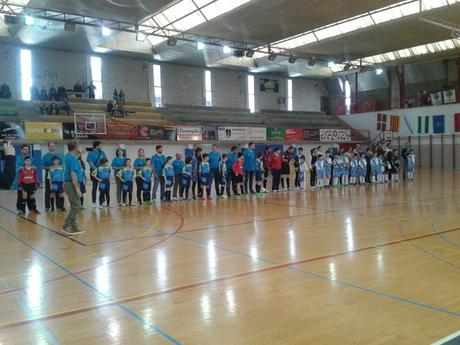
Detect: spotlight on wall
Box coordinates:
(268, 52, 277, 61)
(327, 61, 335, 68)
(167, 37, 177, 46)
(197, 41, 205, 50)
(376, 68, 384, 75)
(101, 26, 112, 36)
(288, 55, 297, 64)
(246, 49, 255, 58)
(64, 21, 76, 32)
(308, 56, 317, 66)
(223, 45, 233, 54)
(24, 15, 35, 26)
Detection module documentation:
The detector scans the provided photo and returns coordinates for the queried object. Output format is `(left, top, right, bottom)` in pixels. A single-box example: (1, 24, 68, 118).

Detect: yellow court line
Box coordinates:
(0, 213, 161, 282)
(416, 242, 460, 254)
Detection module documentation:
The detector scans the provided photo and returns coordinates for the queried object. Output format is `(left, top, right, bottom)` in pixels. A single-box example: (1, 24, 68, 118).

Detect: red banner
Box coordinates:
(285, 128, 303, 142)
(455, 113, 460, 132)
(107, 121, 137, 140)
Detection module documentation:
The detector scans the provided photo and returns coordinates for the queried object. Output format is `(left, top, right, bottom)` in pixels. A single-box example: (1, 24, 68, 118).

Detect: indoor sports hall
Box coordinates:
(0, 1, 460, 344)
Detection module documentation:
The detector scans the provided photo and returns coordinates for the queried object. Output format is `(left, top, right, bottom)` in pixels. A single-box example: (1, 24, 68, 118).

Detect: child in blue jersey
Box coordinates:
(342, 153, 350, 186)
(370, 152, 380, 184)
(200, 153, 212, 200)
(138, 158, 153, 205)
(359, 153, 368, 185)
(49, 156, 65, 211)
(219, 154, 229, 199)
(298, 156, 308, 190)
(255, 152, 265, 197)
(315, 154, 325, 189)
(378, 153, 385, 184)
(407, 149, 415, 181)
(163, 156, 175, 202)
(332, 153, 342, 187)
(133, 149, 146, 205)
(324, 151, 332, 187)
(92, 158, 111, 208)
(117, 158, 135, 206)
(172, 153, 185, 200)
(350, 154, 359, 186)
(180, 156, 193, 200)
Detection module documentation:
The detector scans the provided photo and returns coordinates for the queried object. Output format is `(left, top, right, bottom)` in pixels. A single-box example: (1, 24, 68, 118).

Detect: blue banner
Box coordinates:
(432, 115, 445, 134)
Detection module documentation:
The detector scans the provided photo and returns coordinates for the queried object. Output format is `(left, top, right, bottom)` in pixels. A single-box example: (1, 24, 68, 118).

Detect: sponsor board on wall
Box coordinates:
(0, 122, 24, 140)
(164, 127, 177, 141)
(266, 128, 286, 141)
(443, 89, 456, 104)
(24, 122, 63, 140)
(260, 79, 279, 93)
(106, 121, 136, 140)
(177, 127, 202, 141)
(202, 127, 218, 141)
(63, 122, 100, 140)
(431, 92, 443, 106)
(285, 128, 303, 142)
(137, 125, 165, 140)
(217, 127, 267, 141)
(303, 129, 320, 141)
(319, 129, 351, 142)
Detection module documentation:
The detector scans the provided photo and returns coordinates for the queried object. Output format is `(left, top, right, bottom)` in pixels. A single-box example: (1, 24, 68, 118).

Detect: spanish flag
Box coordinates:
(390, 115, 400, 132)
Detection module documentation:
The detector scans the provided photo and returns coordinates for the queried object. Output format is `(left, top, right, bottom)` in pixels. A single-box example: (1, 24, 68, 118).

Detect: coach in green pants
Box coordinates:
(63, 142, 85, 236)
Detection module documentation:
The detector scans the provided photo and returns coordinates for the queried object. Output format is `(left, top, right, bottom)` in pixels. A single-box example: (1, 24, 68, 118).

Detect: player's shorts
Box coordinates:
(122, 181, 133, 193)
(143, 181, 152, 192)
(99, 179, 110, 192)
(51, 181, 64, 193)
(255, 171, 264, 182)
(165, 176, 174, 188)
(200, 173, 211, 186)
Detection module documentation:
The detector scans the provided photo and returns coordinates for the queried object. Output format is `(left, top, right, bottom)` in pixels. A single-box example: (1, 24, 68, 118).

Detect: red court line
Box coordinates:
(0, 206, 184, 297)
(2, 225, 459, 330)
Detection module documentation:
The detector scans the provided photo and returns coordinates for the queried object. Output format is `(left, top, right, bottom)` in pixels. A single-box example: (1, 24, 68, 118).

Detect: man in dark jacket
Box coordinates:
(0, 141, 16, 190)
(401, 142, 411, 181)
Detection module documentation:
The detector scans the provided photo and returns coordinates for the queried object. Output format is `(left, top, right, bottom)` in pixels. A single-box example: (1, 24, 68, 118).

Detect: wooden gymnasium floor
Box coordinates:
(0, 168, 459, 345)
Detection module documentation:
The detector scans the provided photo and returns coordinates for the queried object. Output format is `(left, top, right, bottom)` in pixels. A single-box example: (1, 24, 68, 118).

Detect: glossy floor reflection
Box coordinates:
(0, 169, 459, 344)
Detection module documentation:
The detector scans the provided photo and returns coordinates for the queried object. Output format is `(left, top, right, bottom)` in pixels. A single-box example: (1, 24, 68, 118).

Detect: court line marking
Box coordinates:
(0, 207, 184, 297)
(1, 280, 60, 345)
(0, 212, 162, 282)
(0, 225, 182, 345)
(2, 225, 459, 330)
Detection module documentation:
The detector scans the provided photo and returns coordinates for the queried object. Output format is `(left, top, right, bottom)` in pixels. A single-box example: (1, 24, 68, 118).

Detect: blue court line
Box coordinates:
(126, 218, 460, 319)
(0, 226, 181, 345)
(399, 220, 460, 271)
(432, 221, 460, 249)
(1, 280, 60, 345)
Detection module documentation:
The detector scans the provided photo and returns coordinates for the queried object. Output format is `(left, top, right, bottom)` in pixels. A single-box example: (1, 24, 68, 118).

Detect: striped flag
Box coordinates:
(432, 115, 445, 134)
(390, 115, 400, 132)
(455, 113, 460, 132)
(417, 116, 429, 134)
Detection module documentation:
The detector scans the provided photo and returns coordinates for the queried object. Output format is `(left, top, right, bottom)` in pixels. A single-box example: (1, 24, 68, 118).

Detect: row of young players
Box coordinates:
(311, 150, 417, 189)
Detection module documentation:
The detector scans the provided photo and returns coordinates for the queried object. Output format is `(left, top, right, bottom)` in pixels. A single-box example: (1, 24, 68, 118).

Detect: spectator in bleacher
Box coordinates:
(73, 81, 84, 98)
(57, 85, 67, 101)
(48, 84, 57, 101)
(421, 90, 431, 106)
(119, 89, 126, 105)
(62, 100, 72, 116)
(39, 100, 47, 115)
(118, 102, 126, 117)
(0, 141, 16, 190)
(0, 83, 12, 99)
(87, 81, 96, 99)
(106, 100, 115, 117)
(48, 100, 58, 115)
(30, 85, 40, 101)
(40, 87, 48, 101)
(113, 89, 119, 103)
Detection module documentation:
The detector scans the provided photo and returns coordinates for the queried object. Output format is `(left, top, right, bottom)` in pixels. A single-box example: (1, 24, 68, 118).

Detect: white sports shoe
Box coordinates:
(92, 203, 97, 208)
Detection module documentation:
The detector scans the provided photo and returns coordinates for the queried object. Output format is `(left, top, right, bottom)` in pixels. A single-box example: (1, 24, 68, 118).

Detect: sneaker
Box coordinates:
(121, 203, 126, 207)
(17, 210, 25, 216)
(92, 203, 97, 208)
(31, 210, 41, 215)
(59, 208, 66, 212)
(221, 194, 228, 199)
(62, 226, 85, 236)
(256, 192, 263, 198)
(80, 205, 86, 210)
(206, 196, 212, 200)
(107, 205, 113, 208)
(261, 188, 267, 193)
(98, 205, 104, 209)
(45, 208, 50, 212)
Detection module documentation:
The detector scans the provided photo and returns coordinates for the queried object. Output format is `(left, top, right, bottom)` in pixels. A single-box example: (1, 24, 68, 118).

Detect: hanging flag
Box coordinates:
(455, 113, 460, 132)
(432, 115, 445, 134)
(376, 113, 387, 131)
(417, 116, 429, 134)
(390, 115, 400, 132)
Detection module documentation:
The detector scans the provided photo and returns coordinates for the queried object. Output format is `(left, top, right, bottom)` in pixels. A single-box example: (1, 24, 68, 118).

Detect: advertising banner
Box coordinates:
(63, 122, 99, 140)
(202, 127, 218, 141)
(266, 128, 285, 141)
(246, 127, 267, 141)
(303, 129, 320, 141)
(218, 127, 248, 141)
(25, 122, 63, 140)
(137, 125, 165, 140)
(319, 129, 351, 142)
(106, 121, 136, 140)
(177, 127, 202, 141)
(164, 127, 177, 141)
(285, 128, 303, 142)
(0, 122, 24, 140)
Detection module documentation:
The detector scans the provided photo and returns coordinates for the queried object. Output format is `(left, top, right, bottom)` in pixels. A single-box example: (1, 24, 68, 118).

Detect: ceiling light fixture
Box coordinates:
(197, 41, 205, 50)
(268, 52, 277, 61)
(64, 21, 76, 32)
(223, 45, 233, 54)
(376, 68, 384, 75)
(246, 49, 255, 58)
(24, 15, 35, 26)
(167, 37, 178, 46)
(288, 55, 297, 64)
(328, 61, 335, 68)
(101, 26, 112, 36)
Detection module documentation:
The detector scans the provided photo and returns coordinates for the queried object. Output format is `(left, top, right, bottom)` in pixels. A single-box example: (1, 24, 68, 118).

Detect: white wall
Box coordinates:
(341, 103, 460, 139)
(0, 44, 19, 98)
